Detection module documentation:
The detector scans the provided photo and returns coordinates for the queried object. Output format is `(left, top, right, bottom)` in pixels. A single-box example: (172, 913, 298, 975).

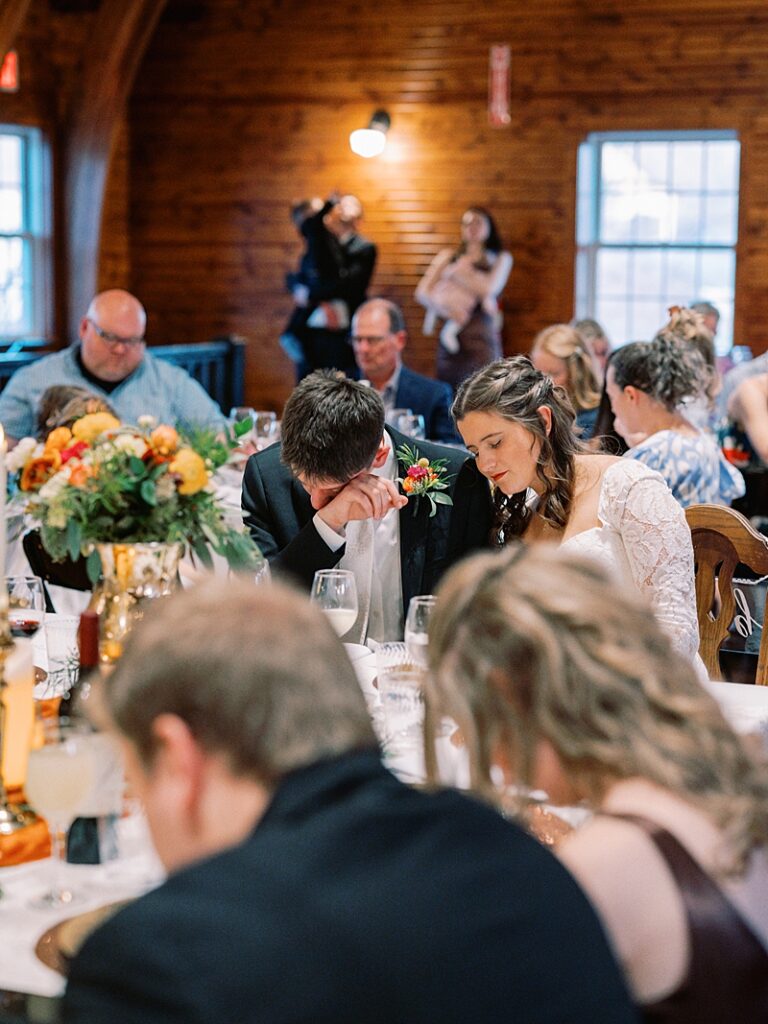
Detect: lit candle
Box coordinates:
(0, 639, 34, 790)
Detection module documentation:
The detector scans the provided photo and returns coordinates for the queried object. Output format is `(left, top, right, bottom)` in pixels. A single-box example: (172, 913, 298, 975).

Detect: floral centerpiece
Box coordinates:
(9, 412, 261, 580)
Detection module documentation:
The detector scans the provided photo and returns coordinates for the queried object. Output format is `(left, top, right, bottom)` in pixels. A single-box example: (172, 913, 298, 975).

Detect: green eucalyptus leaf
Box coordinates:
(66, 518, 81, 562)
(86, 548, 102, 585)
(140, 480, 157, 506)
(431, 492, 453, 505)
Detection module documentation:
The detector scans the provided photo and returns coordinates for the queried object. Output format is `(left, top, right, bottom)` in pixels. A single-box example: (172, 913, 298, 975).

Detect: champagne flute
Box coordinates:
(5, 575, 45, 639)
(310, 569, 358, 638)
(404, 594, 437, 669)
(25, 717, 97, 908)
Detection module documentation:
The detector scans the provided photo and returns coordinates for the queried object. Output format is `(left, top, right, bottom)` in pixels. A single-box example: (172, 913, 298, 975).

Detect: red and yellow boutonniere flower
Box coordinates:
(396, 444, 454, 517)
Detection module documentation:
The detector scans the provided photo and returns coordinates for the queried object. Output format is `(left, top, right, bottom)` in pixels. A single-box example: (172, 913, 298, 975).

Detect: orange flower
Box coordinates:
(169, 448, 208, 495)
(71, 412, 121, 444)
(150, 425, 179, 457)
(20, 451, 61, 491)
(68, 463, 94, 488)
(44, 427, 73, 453)
(402, 476, 416, 493)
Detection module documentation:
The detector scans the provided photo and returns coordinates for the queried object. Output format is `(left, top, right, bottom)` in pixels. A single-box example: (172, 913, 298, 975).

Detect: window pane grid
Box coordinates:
(0, 125, 48, 340)
(576, 132, 739, 354)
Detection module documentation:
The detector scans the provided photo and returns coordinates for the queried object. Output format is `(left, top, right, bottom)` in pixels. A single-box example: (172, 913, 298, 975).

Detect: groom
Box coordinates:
(242, 372, 492, 642)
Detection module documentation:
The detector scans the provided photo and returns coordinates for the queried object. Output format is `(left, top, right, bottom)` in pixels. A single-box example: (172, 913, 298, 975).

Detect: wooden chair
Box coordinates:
(685, 503, 768, 685)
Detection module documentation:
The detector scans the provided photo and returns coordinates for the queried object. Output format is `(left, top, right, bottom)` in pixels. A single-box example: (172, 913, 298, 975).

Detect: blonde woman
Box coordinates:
(426, 545, 768, 1020)
(531, 323, 602, 439)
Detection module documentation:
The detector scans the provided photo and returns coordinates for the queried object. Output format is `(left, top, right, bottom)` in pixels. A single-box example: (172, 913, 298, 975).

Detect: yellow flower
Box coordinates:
(44, 427, 73, 453)
(169, 448, 208, 495)
(150, 425, 179, 457)
(71, 413, 121, 444)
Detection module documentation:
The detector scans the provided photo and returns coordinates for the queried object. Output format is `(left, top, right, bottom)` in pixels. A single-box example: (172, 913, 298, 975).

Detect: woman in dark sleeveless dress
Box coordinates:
(415, 207, 512, 392)
(426, 544, 768, 1022)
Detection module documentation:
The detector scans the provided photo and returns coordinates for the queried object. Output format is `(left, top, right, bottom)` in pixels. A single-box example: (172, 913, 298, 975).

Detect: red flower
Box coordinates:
(406, 465, 429, 481)
(60, 440, 88, 464)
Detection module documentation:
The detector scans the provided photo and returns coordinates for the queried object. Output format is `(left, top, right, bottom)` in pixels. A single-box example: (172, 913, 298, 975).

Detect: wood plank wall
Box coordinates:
(11, 0, 768, 411)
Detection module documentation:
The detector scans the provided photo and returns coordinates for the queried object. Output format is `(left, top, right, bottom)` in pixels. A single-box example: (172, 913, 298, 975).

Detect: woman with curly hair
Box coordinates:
(606, 338, 744, 507)
(655, 305, 720, 430)
(452, 355, 701, 662)
(426, 544, 768, 1020)
(531, 323, 602, 439)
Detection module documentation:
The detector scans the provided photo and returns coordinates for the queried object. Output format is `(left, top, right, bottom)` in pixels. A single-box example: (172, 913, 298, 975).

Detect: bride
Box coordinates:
(452, 355, 700, 662)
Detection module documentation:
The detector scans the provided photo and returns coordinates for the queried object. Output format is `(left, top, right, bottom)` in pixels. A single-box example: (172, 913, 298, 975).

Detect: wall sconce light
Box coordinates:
(349, 109, 391, 158)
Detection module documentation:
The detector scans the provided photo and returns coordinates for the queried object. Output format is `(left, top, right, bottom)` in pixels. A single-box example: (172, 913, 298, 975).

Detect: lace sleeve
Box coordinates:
(601, 462, 700, 661)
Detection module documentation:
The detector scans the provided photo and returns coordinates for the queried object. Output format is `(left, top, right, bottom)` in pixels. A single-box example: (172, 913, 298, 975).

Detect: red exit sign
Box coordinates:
(1, 52, 19, 93)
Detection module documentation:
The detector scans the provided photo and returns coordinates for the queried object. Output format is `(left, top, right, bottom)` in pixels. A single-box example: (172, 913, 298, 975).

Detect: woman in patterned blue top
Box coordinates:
(606, 338, 745, 508)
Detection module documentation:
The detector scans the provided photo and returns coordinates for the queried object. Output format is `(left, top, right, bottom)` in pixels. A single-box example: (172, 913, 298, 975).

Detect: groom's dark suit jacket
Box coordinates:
(241, 426, 492, 609)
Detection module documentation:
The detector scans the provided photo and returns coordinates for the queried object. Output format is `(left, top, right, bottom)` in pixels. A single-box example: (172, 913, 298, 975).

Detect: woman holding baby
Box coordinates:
(415, 207, 513, 392)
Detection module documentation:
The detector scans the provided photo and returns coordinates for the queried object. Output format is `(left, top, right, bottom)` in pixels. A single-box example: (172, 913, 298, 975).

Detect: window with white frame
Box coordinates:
(575, 131, 740, 355)
(0, 125, 50, 341)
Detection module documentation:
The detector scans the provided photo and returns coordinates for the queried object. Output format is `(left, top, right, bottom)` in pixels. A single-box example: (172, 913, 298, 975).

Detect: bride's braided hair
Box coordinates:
(452, 356, 586, 545)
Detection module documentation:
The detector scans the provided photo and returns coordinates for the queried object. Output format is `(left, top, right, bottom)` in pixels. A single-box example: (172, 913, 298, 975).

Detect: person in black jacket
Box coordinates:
(284, 194, 376, 380)
(63, 577, 638, 1024)
(242, 371, 490, 641)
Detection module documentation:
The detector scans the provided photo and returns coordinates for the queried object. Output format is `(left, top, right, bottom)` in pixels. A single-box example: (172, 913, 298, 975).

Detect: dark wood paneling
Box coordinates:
(10, 0, 768, 411)
(118, 0, 768, 411)
(63, 0, 168, 338)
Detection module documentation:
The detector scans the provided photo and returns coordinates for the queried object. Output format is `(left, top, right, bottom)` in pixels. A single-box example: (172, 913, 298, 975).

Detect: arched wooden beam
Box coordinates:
(63, 0, 168, 337)
(0, 0, 33, 62)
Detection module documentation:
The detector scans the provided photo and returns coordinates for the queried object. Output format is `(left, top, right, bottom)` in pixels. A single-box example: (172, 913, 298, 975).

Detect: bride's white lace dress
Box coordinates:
(560, 459, 701, 664)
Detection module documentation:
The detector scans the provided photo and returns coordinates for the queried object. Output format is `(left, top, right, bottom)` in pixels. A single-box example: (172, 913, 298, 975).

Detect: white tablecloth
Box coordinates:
(0, 813, 164, 998)
(4, 649, 767, 1000)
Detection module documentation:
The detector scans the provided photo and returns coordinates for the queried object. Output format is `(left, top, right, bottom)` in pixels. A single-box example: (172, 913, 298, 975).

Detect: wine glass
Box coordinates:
(404, 594, 437, 669)
(252, 411, 277, 450)
(310, 569, 358, 638)
(5, 576, 45, 639)
(229, 407, 256, 449)
(229, 406, 256, 429)
(396, 413, 426, 440)
(25, 717, 97, 908)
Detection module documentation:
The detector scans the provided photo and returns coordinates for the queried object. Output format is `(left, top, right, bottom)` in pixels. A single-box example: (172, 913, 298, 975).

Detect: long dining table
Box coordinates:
(1, 637, 767, 1016)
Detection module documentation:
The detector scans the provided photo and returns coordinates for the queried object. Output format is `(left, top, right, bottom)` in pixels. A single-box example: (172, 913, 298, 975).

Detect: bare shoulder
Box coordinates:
(558, 815, 683, 953)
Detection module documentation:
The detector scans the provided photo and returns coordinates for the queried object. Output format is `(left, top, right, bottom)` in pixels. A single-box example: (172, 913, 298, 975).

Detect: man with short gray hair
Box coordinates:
(352, 297, 459, 442)
(63, 578, 637, 1024)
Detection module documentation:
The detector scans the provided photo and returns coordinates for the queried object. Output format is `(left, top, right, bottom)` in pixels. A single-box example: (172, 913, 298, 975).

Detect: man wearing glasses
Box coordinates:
(0, 289, 225, 443)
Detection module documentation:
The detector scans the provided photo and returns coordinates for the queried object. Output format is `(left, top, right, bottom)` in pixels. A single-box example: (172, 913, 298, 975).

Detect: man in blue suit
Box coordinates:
(352, 298, 460, 443)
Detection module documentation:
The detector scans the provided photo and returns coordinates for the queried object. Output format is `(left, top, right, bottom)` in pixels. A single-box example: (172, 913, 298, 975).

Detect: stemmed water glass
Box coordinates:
(25, 716, 97, 908)
(396, 413, 426, 440)
(404, 594, 436, 669)
(310, 569, 359, 638)
(252, 411, 277, 450)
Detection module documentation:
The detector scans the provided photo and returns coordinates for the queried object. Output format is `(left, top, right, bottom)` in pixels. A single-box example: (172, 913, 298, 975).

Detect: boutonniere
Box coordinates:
(396, 444, 454, 517)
